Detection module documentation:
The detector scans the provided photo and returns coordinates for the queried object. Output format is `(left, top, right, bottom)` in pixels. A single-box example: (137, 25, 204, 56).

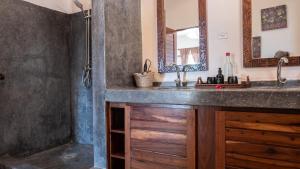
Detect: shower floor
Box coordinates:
(0, 144, 93, 169)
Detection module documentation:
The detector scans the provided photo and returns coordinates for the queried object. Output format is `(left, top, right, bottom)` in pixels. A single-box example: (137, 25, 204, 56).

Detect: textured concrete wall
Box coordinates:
(105, 0, 143, 88)
(92, 0, 142, 168)
(70, 12, 93, 145)
(92, 0, 106, 167)
(0, 0, 71, 156)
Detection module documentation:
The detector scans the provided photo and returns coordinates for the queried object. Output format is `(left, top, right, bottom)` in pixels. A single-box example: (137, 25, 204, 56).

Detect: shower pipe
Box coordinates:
(74, 0, 92, 89)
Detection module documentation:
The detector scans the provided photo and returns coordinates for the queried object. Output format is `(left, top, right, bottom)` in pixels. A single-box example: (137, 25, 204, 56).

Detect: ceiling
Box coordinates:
(22, 0, 91, 14)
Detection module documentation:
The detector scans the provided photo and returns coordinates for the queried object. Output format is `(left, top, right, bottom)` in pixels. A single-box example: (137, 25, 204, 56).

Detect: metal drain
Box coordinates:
(62, 153, 78, 160)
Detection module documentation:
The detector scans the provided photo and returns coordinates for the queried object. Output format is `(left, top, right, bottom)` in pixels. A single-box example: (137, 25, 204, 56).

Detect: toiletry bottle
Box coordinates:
(216, 68, 224, 84)
(224, 52, 234, 80)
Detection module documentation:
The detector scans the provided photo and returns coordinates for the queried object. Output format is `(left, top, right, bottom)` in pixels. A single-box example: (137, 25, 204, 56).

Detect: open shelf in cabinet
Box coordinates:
(111, 133, 125, 158)
(111, 157, 125, 169)
(110, 107, 125, 132)
(108, 103, 128, 169)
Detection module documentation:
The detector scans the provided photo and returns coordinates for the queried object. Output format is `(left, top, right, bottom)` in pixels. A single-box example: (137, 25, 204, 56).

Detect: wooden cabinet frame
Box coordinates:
(107, 103, 131, 169)
(107, 104, 300, 169)
(108, 103, 196, 169)
(215, 110, 300, 169)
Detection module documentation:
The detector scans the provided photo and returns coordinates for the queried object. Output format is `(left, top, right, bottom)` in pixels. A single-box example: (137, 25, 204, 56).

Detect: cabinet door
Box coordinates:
(128, 105, 196, 169)
(216, 111, 300, 169)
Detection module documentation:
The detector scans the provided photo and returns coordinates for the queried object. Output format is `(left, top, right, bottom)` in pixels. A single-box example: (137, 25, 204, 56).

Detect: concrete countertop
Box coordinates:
(105, 85, 300, 109)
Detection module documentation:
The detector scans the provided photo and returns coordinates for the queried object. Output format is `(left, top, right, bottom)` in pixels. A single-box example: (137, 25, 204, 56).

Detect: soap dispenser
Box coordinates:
(216, 68, 224, 84)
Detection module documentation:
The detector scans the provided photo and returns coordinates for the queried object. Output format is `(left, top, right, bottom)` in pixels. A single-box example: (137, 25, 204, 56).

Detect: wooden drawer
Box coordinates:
(129, 105, 196, 169)
(216, 111, 300, 169)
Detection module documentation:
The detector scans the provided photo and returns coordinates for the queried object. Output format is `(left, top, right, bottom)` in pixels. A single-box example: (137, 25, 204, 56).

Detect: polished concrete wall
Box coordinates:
(105, 0, 143, 88)
(0, 0, 141, 166)
(92, 0, 106, 167)
(0, 0, 71, 156)
(70, 12, 93, 145)
(92, 0, 142, 167)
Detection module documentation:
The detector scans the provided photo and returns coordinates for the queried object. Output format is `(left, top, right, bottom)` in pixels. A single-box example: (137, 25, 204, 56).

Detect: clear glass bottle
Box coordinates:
(224, 52, 234, 81)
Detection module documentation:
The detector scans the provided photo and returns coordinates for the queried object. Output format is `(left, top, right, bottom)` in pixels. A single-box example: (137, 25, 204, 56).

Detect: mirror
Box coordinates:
(252, 0, 300, 59)
(243, 0, 300, 67)
(157, 0, 208, 73)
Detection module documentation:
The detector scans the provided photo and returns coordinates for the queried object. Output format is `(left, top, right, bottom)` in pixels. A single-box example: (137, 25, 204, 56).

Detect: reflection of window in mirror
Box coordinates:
(251, 0, 300, 59)
(164, 0, 200, 66)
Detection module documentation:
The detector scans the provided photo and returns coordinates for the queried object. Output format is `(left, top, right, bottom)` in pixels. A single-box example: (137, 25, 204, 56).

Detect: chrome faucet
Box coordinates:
(171, 64, 182, 87)
(277, 57, 289, 86)
(182, 65, 191, 87)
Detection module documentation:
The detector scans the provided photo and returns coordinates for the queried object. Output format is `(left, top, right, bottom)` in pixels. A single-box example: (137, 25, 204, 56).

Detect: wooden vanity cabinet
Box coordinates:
(108, 103, 300, 169)
(216, 111, 300, 169)
(129, 105, 196, 169)
(107, 103, 196, 169)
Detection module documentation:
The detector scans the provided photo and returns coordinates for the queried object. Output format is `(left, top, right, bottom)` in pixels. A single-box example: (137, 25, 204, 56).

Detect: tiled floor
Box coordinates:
(0, 144, 93, 169)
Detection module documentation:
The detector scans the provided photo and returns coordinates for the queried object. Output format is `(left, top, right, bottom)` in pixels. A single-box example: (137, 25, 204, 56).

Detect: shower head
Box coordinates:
(73, 0, 84, 10)
(73, 0, 86, 17)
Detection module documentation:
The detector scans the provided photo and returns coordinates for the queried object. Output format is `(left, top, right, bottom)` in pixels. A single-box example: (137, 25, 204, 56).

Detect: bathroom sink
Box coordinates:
(250, 81, 300, 90)
(251, 84, 299, 90)
(251, 86, 283, 89)
(153, 86, 195, 90)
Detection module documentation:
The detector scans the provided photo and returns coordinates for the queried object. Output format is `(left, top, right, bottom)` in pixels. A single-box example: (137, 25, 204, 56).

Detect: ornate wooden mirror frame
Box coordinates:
(157, 0, 208, 73)
(243, 0, 300, 68)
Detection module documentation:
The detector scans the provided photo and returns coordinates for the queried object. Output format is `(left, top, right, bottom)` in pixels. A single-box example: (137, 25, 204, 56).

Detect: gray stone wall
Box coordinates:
(0, 0, 142, 167)
(105, 0, 142, 88)
(0, 0, 71, 156)
(70, 12, 93, 145)
(92, 0, 142, 167)
(92, 0, 106, 167)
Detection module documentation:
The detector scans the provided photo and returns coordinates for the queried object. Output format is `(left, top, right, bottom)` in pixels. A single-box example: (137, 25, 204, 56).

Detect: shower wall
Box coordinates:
(0, 0, 71, 156)
(92, 0, 142, 167)
(70, 12, 93, 145)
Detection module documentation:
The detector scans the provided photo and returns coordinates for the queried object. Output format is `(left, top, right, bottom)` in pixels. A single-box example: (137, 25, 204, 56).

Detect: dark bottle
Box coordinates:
(216, 68, 224, 84)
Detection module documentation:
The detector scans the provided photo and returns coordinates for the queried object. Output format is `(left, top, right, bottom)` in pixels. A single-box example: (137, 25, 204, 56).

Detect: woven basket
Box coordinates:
(133, 72, 154, 88)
